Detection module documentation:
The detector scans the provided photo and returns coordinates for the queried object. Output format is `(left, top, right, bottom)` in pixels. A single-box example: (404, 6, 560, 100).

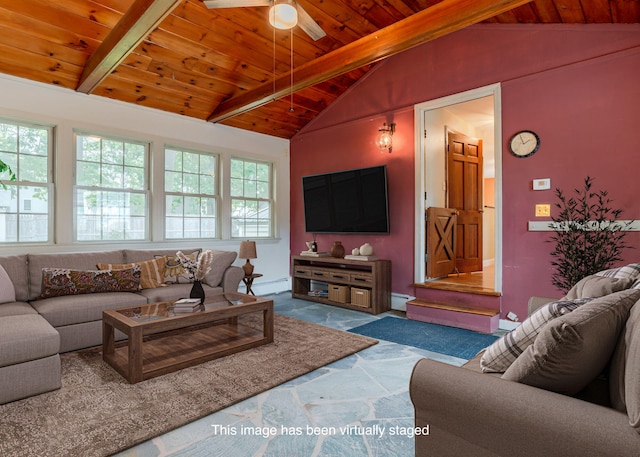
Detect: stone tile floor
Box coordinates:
(116, 293, 468, 457)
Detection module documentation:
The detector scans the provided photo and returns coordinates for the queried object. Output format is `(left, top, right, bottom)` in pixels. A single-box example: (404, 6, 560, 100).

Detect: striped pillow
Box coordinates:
(595, 262, 640, 281)
(480, 297, 594, 373)
(97, 257, 166, 290)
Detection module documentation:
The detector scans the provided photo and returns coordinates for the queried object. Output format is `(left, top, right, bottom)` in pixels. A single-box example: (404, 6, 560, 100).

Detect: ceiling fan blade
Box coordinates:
(204, 0, 270, 9)
(295, 4, 326, 41)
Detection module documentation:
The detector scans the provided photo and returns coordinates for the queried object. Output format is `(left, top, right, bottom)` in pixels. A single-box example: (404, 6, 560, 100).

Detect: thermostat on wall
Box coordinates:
(533, 178, 551, 190)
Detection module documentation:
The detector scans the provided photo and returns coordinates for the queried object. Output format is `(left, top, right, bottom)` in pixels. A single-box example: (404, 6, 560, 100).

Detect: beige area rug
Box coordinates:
(0, 314, 377, 457)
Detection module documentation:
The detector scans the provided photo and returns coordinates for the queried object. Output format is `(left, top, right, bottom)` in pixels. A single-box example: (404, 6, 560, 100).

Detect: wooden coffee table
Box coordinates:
(102, 292, 273, 383)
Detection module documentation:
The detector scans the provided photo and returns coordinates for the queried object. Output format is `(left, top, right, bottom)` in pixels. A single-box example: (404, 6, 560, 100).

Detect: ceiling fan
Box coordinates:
(203, 0, 327, 41)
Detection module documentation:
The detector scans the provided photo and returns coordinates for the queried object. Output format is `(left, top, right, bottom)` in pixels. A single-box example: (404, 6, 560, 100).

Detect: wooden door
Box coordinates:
(447, 132, 483, 273)
(426, 207, 457, 279)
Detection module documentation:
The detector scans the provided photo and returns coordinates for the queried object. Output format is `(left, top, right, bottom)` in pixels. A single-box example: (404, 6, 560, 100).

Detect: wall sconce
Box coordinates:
(376, 122, 395, 153)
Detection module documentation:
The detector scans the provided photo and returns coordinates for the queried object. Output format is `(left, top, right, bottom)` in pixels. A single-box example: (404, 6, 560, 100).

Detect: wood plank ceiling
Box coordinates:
(0, 0, 638, 139)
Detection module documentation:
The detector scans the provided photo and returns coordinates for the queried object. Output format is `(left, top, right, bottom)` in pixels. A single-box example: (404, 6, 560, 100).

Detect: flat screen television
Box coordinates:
(302, 165, 389, 234)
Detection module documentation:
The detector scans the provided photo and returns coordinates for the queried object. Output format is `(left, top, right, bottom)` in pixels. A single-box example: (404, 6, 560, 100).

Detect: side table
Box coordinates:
(242, 273, 262, 295)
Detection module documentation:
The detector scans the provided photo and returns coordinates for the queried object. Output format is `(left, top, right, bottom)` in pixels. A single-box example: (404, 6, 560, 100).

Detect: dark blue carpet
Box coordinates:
(349, 317, 499, 360)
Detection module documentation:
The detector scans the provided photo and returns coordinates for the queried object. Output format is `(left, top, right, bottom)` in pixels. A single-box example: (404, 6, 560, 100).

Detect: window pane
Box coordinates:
(19, 214, 48, 242)
(0, 151, 17, 178)
(163, 146, 218, 239)
(129, 193, 146, 217)
(184, 152, 199, 173)
(201, 218, 216, 238)
(183, 173, 199, 193)
(257, 163, 269, 180)
(75, 133, 148, 241)
(184, 196, 200, 216)
(103, 140, 123, 164)
(200, 174, 214, 194)
(76, 161, 100, 187)
(124, 166, 144, 189)
(228, 158, 273, 238)
(244, 162, 256, 180)
(244, 179, 257, 198)
(202, 197, 216, 216)
(165, 217, 183, 239)
(19, 154, 48, 183)
(165, 171, 182, 193)
(165, 149, 182, 172)
(125, 143, 145, 167)
(230, 177, 243, 197)
(230, 158, 243, 178)
(0, 124, 18, 152)
(102, 164, 123, 188)
(200, 155, 215, 175)
(0, 120, 51, 244)
(256, 181, 269, 199)
(77, 136, 100, 162)
(166, 195, 183, 216)
(19, 127, 48, 156)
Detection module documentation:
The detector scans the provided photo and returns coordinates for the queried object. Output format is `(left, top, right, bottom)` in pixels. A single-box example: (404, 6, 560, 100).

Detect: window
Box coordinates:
(164, 146, 218, 239)
(230, 157, 273, 238)
(0, 119, 52, 243)
(74, 133, 148, 241)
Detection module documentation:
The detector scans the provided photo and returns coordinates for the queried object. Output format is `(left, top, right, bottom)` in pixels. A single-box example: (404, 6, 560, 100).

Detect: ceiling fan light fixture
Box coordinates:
(269, 3, 298, 30)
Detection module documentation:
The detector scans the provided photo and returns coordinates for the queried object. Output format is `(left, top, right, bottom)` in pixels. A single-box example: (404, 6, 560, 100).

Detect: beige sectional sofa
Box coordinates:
(0, 248, 244, 405)
(410, 267, 640, 456)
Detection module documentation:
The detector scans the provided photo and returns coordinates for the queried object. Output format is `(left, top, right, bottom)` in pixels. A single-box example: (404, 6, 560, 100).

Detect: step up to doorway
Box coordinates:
(406, 299, 499, 334)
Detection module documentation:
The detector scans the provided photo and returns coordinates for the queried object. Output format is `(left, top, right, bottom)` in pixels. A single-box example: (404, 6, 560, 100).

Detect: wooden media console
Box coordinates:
(291, 255, 391, 314)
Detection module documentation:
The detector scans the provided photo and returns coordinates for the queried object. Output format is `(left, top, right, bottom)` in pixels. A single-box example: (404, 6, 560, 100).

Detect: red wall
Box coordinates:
(290, 24, 640, 319)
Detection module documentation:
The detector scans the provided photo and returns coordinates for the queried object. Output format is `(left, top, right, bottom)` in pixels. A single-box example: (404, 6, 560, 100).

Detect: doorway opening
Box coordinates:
(413, 84, 502, 294)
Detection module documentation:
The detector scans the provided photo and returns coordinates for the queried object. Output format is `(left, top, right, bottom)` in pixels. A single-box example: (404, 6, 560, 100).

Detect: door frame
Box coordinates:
(413, 83, 503, 292)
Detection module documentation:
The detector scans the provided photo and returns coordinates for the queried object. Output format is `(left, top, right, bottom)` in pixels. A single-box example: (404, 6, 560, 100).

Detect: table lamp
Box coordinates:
(239, 240, 257, 276)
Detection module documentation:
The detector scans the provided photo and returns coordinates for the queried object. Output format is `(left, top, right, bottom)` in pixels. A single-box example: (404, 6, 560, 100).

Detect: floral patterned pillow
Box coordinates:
(158, 250, 201, 284)
(40, 266, 141, 298)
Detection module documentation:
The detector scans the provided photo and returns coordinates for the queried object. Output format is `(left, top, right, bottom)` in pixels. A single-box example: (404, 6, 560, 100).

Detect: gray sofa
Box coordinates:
(410, 272, 640, 456)
(0, 248, 244, 404)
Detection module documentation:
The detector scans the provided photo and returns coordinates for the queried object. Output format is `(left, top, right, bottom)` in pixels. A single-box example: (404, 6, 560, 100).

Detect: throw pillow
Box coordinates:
(480, 297, 594, 373)
(501, 289, 640, 396)
(564, 275, 634, 300)
(159, 251, 201, 284)
(595, 262, 640, 281)
(97, 257, 166, 289)
(0, 264, 16, 304)
(203, 250, 238, 288)
(40, 266, 141, 298)
(609, 297, 640, 434)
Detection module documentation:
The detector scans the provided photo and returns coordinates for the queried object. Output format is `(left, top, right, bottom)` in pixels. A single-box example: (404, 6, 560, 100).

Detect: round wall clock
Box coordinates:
(509, 130, 540, 158)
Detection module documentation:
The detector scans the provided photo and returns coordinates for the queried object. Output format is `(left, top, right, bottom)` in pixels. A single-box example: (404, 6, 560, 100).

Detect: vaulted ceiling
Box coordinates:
(0, 0, 638, 139)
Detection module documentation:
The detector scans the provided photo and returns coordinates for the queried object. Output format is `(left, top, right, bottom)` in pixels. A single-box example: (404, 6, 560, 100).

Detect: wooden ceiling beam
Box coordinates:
(76, 0, 183, 93)
(208, 0, 533, 123)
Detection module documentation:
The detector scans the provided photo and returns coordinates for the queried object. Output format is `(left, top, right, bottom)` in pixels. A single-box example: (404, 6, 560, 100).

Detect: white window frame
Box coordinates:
(0, 117, 54, 244)
(73, 131, 150, 242)
(163, 145, 220, 240)
(229, 156, 275, 239)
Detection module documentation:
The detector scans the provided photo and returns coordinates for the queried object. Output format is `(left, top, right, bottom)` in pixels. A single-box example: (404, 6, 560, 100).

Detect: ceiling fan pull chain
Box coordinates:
(272, 24, 276, 100)
(290, 30, 294, 113)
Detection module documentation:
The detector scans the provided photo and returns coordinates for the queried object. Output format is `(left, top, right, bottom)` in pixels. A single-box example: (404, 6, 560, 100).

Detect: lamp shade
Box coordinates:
(239, 241, 257, 259)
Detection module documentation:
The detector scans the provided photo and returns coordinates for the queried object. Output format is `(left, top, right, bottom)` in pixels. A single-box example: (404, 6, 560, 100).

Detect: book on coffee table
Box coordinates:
(173, 298, 202, 313)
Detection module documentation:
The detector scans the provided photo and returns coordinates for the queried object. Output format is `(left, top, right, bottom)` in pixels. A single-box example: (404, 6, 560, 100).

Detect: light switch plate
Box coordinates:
(533, 178, 551, 190)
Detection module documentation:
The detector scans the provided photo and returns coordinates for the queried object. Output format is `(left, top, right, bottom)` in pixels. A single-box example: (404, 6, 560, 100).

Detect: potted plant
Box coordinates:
(549, 176, 634, 293)
(0, 158, 15, 190)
